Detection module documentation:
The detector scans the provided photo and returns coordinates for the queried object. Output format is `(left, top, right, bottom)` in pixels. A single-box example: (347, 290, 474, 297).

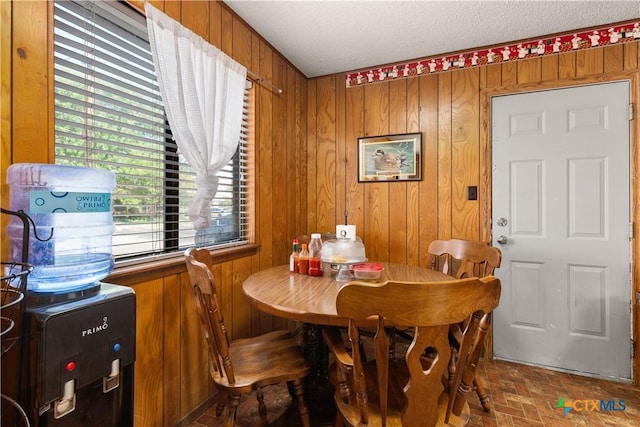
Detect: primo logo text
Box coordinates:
(82, 316, 109, 337)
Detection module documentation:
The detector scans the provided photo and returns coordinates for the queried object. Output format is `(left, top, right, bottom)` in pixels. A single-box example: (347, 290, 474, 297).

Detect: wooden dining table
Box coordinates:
(242, 262, 453, 327)
(242, 261, 453, 404)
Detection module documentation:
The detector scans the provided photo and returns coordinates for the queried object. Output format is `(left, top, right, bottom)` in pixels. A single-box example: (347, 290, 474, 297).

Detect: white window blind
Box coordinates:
(53, 0, 250, 262)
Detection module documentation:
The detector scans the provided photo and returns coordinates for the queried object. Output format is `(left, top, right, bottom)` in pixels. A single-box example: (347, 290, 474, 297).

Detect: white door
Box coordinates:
(492, 82, 631, 379)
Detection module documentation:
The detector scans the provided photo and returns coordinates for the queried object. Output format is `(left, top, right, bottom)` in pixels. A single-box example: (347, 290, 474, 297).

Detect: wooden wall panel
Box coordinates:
(479, 64, 502, 243)
(451, 67, 480, 241)
(576, 47, 604, 76)
(517, 57, 541, 84)
(335, 72, 347, 228)
(163, 0, 181, 21)
(294, 74, 309, 237)
(230, 256, 255, 337)
(296, 72, 309, 237)
(179, 270, 210, 419)
(345, 86, 365, 232)
(405, 77, 421, 265)
(163, 273, 183, 427)
(208, 1, 222, 48)
(483, 63, 502, 88)
(501, 61, 517, 86)
(541, 54, 559, 81)
(231, 16, 252, 70)
(388, 79, 408, 263)
(363, 82, 390, 261)
(258, 41, 274, 270)
(286, 67, 299, 242)
(604, 44, 624, 73)
(220, 6, 232, 56)
(249, 31, 261, 291)
(5, 1, 309, 425)
(437, 73, 452, 240)
(417, 74, 439, 266)
(314, 76, 337, 234)
(11, 0, 51, 164)
(1, 0, 11, 243)
(558, 51, 577, 78)
(270, 56, 292, 332)
(271, 55, 288, 271)
(132, 279, 165, 427)
(306, 80, 318, 232)
(624, 41, 638, 70)
(181, 1, 209, 40)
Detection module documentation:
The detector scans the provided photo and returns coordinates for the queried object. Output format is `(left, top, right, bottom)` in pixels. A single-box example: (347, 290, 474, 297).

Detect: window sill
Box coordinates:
(105, 243, 260, 286)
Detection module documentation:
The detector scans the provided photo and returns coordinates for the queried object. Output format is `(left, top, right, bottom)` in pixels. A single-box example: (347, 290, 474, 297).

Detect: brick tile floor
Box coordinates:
(189, 358, 640, 427)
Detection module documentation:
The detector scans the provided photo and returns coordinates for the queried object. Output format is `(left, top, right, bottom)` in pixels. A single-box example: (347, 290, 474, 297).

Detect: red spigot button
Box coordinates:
(65, 361, 76, 372)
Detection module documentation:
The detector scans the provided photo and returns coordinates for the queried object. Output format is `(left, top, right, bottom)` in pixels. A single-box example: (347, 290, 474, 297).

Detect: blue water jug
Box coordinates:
(7, 163, 116, 294)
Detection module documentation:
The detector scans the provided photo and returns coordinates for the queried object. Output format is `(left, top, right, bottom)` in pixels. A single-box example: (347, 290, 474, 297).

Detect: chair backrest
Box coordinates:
(428, 238, 502, 278)
(184, 247, 235, 384)
(336, 276, 501, 426)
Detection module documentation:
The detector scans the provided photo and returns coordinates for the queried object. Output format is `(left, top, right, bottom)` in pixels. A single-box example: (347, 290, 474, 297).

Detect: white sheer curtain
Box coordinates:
(145, 3, 247, 230)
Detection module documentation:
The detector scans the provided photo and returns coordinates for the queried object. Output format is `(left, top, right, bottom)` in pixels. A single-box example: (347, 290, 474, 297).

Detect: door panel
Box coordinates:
(511, 261, 544, 328)
(569, 158, 605, 237)
(511, 160, 543, 235)
(492, 82, 631, 379)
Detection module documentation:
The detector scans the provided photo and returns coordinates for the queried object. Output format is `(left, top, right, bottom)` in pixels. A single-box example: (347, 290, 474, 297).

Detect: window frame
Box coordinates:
(52, 0, 254, 267)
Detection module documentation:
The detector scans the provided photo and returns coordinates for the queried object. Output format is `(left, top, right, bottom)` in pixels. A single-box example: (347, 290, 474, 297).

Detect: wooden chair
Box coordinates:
(323, 276, 501, 427)
(428, 238, 501, 279)
(428, 238, 502, 413)
(184, 248, 311, 427)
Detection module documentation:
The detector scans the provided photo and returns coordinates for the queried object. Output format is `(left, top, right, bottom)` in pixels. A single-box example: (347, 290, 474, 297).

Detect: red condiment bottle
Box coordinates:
(298, 243, 309, 275)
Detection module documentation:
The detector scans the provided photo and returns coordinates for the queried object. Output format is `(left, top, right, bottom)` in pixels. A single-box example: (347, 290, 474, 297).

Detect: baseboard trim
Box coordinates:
(174, 393, 218, 427)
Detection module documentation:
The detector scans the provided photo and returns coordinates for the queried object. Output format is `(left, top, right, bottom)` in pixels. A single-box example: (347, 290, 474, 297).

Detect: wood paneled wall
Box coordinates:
(4, 0, 640, 425)
(306, 42, 640, 266)
(306, 41, 640, 384)
(3, 1, 306, 426)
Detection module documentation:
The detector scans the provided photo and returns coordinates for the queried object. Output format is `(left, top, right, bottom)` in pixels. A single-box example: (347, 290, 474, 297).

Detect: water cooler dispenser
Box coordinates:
(24, 285, 135, 427)
(3, 163, 136, 427)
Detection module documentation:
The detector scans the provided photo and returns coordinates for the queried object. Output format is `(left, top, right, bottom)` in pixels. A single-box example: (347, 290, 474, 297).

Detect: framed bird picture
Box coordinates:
(357, 133, 422, 182)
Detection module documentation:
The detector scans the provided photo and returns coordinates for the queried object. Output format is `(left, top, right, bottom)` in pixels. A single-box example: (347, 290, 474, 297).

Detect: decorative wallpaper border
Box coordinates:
(345, 20, 640, 88)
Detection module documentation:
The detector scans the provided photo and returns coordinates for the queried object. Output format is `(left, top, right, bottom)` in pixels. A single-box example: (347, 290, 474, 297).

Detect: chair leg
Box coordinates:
(291, 379, 311, 427)
(388, 327, 396, 359)
(474, 376, 491, 412)
(358, 338, 367, 362)
(256, 387, 268, 425)
(448, 346, 459, 387)
(215, 389, 227, 417)
(225, 394, 241, 427)
(335, 365, 350, 404)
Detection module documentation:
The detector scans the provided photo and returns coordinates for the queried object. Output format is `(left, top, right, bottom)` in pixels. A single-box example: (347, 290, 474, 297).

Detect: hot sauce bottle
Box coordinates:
(298, 243, 309, 275)
(289, 239, 299, 273)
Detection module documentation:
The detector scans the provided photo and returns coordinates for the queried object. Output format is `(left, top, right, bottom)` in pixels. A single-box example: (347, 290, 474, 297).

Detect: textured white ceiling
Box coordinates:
(224, 1, 640, 78)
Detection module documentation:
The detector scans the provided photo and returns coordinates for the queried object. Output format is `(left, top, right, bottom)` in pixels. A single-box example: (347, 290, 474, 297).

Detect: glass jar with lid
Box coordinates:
(321, 236, 366, 264)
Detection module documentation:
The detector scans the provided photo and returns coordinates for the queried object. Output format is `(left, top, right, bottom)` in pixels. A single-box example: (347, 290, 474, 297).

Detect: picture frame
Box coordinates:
(357, 133, 422, 182)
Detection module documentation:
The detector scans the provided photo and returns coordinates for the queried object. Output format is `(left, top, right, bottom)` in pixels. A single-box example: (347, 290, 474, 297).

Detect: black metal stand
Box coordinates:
(1, 208, 33, 427)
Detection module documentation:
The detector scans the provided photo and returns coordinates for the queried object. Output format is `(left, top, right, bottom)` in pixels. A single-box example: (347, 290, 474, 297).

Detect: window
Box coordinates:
(53, 0, 251, 263)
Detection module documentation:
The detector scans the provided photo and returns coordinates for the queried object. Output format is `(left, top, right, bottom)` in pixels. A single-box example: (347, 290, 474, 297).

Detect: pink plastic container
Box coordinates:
(352, 262, 384, 280)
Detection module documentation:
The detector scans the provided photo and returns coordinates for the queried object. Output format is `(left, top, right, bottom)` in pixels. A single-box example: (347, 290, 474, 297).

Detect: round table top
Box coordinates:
(242, 262, 452, 326)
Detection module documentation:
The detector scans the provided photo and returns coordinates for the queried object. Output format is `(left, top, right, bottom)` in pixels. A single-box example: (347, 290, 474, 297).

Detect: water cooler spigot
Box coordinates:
(53, 379, 76, 419)
(103, 359, 120, 393)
